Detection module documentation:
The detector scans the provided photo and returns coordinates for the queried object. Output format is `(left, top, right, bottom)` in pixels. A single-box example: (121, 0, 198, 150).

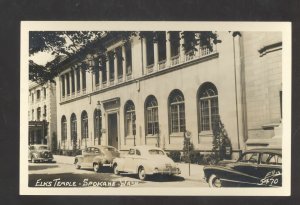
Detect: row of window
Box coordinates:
(60, 32, 215, 100)
(60, 82, 219, 142)
(30, 87, 47, 103)
(31, 106, 47, 121)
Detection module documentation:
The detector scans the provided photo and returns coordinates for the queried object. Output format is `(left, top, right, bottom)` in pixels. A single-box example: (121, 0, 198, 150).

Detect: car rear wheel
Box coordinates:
(208, 174, 222, 188)
(113, 164, 119, 175)
(93, 163, 101, 173)
(138, 167, 147, 181)
(74, 159, 81, 169)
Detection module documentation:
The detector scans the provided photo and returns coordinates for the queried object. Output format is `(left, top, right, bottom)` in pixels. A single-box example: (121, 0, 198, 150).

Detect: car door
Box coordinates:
(257, 153, 282, 186)
(232, 152, 260, 184)
(123, 149, 136, 173)
(82, 147, 97, 167)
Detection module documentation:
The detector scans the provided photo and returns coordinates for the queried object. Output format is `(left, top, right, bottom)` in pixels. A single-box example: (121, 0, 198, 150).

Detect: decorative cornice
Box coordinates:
(258, 42, 282, 57)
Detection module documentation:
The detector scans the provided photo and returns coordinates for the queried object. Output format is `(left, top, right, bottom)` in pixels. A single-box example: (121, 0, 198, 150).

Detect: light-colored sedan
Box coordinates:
(112, 145, 181, 180)
(74, 145, 120, 172)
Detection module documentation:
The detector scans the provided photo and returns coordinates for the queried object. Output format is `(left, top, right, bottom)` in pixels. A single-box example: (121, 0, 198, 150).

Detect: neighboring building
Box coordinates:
(54, 31, 282, 157)
(28, 81, 57, 150)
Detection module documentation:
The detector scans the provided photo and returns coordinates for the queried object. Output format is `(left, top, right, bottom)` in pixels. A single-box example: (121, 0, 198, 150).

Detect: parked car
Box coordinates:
(112, 145, 181, 180)
(74, 145, 120, 172)
(203, 148, 282, 187)
(28, 144, 53, 163)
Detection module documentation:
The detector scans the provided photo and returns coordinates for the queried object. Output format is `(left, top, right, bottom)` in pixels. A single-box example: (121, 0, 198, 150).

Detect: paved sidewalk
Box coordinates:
(53, 155, 205, 182)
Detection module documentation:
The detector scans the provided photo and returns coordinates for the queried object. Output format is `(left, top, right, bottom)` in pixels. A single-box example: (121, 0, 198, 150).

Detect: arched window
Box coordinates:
(169, 90, 186, 133)
(124, 100, 136, 137)
(145, 95, 159, 135)
(70, 113, 77, 148)
(61, 116, 67, 143)
(81, 111, 88, 145)
(94, 109, 102, 145)
(198, 82, 219, 132)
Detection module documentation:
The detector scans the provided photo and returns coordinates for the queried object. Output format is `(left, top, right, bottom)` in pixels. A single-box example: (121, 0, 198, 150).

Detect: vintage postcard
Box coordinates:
(20, 21, 291, 195)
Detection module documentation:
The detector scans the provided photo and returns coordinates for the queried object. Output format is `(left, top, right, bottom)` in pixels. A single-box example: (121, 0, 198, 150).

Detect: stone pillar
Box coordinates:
(166, 31, 171, 67)
(79, 68, 83, 92)
(106, 56, 110, 85)
(142, 37, 147, 75)
(74, 69, 77, 94)
(153, 40, 158, 71)
(114, 50, 118, 83)
(196, 32, 201, 57)
(69, 71, 72, 95)
(122, 45, 126, 80)
(99, 69, 102, 86)
(180, 31, 185, 63)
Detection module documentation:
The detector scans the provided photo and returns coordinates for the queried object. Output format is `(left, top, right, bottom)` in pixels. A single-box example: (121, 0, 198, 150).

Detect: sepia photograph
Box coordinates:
(20, 21, 291, 196)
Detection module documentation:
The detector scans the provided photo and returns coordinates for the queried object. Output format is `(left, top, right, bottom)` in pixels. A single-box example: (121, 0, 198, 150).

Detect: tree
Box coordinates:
(212, 117, 232, 162)
(29, 31, 221, 85)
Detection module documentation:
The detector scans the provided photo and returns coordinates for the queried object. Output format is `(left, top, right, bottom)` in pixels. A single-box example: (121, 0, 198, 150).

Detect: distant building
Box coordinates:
(54, 31, 282, 157)
(28, 81, 57, 150)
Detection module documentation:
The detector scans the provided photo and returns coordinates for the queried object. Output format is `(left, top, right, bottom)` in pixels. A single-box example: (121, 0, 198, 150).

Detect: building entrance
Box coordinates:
(107, 113, 118, 149)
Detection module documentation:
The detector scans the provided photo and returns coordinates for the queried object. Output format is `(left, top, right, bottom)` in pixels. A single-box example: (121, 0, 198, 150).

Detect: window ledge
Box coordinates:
(198, 131, 213, 137)
(146, 134, 158, 138)
(170, 132, 184, 137)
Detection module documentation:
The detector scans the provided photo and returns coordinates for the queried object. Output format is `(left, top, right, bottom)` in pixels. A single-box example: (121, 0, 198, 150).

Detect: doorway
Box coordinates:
(107, 113, 118, 149)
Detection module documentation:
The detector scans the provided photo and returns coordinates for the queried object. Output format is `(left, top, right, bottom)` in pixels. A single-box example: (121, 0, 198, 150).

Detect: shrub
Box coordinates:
(190, 151, 203, 164)
(168, 151, 181, 162)
(201, 153, 219, 165)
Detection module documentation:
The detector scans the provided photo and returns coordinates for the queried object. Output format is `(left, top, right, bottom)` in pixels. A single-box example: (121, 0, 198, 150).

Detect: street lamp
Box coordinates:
(185, 130, 192, 176)
(96, 101, 101, 145)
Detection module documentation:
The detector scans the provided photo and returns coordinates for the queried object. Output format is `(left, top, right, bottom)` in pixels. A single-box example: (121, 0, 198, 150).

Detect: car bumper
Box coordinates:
(35, 158, 53, 162)
(153, 167, 181, 175)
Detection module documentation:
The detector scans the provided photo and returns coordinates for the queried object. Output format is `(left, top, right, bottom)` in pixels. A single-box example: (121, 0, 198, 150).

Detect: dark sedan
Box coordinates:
(203, 148, 282, 187)
(74, 145, 120, 172)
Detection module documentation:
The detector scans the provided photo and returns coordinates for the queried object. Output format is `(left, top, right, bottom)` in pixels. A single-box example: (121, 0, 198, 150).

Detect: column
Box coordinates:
(180, 31, 185, 63)
(60, 76, 63, 100)
(122, 45, 126, 80)
(142, 37, 147, 75)
(74, 68, 77, 95)
(233, 32, 246, 151)
(64, 74, 68, 99)
(114, 49, 118, 84)
(196, 32, 201, 57)
(106, 56, 110, 86)
(79, 68, 83, 93)
(153, 40, 158, 71)
(99, 69, 102, 86)
(69, 72, 72, 96)
(166, 31, 171, 67)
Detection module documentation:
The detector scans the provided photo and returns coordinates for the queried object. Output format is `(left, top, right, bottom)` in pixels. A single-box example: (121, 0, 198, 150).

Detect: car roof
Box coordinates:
(244, 148, 282, 155)
(88, 145, 117, 149)
(129, 145, 164, 151)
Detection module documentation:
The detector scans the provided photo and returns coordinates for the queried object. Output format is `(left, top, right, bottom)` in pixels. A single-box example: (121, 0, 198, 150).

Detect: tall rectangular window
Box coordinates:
(146, 37, 154, 66)
(61, 76, 65, 97)
(37, 107, 41, 121)
(66, 73, 70, 95)
(43, 88, 46, 99)
(76, 69, 81, 91)
(116, 47, 123, 77)
(71, 71, 75, 93)
(82, 69, 86, 90)
(36, 90, 40, 101)
(108, 51, 115, 80)
(125, 43, 132, 74)
(157, 32, 166, 62)
(170, 31, 180, 57)
(95, 66, 100, 85)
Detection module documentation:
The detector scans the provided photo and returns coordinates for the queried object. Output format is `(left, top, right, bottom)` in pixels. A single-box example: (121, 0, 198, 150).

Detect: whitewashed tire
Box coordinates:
(93, 163, 101, 173)
(138, 167, 147, 181)
(113, 164, 119, 175)
(208, 174, 222, 188)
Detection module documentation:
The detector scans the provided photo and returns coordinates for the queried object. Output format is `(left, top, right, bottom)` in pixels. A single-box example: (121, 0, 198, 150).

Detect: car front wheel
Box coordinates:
(93, 163, 101, 173)
(74, 159, 81, 169)
(31, 156, 36, 163)
(138, 167, 147, 181)
(113, 164, 119, 175)
(208, 174, 222, 188)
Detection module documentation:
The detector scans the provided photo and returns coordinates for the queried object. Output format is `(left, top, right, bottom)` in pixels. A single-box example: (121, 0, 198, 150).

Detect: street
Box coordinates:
(28, 160, 209, 188)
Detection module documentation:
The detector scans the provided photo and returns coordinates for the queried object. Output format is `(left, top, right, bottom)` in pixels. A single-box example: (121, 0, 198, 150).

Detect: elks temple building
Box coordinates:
(53, 31, 282, 156)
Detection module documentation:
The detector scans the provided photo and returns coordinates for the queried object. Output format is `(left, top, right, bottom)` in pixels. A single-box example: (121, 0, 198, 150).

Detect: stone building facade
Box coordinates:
(28, 81, 57, 150)
(55, 31, 282, 157)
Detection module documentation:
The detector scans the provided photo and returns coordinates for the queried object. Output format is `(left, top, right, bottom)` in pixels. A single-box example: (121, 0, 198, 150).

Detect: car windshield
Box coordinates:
(148, 149, 164, 155)
(38, 146, 48, 150)
(104, 147, 118, 153)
